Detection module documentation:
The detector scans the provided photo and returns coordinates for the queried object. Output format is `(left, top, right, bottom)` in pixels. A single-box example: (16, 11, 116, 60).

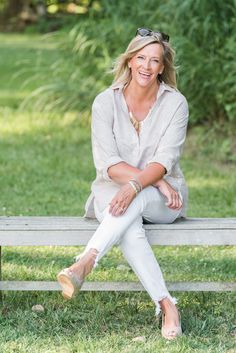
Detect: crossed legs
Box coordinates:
(58, 186, 183, 338)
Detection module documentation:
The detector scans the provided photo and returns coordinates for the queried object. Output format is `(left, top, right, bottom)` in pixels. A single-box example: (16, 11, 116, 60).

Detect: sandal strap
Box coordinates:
(61, 268, 84, 287)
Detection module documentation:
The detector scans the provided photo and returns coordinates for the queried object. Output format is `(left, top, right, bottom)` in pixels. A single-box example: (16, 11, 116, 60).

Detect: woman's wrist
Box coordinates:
(129, 176, 142, 192)
(154, 178, 165, 188)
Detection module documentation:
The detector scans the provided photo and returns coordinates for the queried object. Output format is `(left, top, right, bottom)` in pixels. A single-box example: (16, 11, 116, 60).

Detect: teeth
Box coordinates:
(139, 72, 151, 77)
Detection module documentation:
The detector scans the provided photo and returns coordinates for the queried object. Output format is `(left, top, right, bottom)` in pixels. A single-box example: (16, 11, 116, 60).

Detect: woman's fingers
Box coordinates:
(109, 196, 127, 216)
(111, 203, 120, 216)
(172, 193, 179, 209)
(109, 199, 117, 213)
(173, 193, 178, 208)
(177, 193, 183, 209)
(165, 191, 174, 207)
(166, 192, 182, 209)
(173, 192, 182, 209)
(115, 205, 126, 216)
(159, 181, 183, 210)
(111, 203, 126, 216)
(109, 183, 136, 216)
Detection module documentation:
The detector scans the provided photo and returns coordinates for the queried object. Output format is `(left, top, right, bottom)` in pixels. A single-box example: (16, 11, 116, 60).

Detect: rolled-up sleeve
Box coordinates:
(91, 93, 124, 181)
(147, 97, 189, 175)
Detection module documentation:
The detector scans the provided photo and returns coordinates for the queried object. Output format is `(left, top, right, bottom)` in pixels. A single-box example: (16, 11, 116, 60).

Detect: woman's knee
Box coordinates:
(119, 219, 145, 248)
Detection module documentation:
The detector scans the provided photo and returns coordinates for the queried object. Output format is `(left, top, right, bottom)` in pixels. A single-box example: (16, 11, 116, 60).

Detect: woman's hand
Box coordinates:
(109, 183, 136, 216)
(154, 179, 183, 210)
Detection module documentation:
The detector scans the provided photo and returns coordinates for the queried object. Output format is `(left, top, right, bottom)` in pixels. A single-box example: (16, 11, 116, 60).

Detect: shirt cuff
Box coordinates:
(103, 156, 124, 181)
(146, 154, 173, 175)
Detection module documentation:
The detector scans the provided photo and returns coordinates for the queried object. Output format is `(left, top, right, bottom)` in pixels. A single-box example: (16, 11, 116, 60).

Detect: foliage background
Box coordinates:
(2, 0, 236, 128)
(8, 0, 235, 126)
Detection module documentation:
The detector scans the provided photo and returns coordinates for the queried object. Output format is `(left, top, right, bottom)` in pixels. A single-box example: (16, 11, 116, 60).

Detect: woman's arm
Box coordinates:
(108, 97, 189, 217)
(92, 90, 170, 188)
(108, 162, 165, 187)
(108, 162, 181, 217)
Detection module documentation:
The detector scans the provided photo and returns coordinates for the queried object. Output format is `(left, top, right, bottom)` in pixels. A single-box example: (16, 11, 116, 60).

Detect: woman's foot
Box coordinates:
(160, 298, 182, 340)
(57, 248, 98, 299)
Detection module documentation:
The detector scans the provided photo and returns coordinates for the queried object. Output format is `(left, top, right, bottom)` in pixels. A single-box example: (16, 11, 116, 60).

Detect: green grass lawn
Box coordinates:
(0, 33, 235, 353)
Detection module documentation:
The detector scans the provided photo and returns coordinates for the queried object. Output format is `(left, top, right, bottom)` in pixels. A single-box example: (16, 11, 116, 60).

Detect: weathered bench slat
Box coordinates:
(0, 217, 236, 246)
(0, 281, 235, 292)
(0, 217, 235, 293)
(1, 217, 236, 230)
(0, 229, 235, 246)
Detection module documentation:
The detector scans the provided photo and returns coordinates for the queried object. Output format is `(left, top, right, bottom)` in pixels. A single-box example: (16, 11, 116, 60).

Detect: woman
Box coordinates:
(57, 27, 189, 340)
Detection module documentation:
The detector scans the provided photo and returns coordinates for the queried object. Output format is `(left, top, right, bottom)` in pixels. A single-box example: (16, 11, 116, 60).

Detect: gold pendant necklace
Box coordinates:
(129, 111, 141, 135)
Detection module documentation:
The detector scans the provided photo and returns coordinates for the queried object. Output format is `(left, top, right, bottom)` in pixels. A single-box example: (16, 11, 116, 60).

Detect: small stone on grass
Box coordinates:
(32, 304, 45, 313)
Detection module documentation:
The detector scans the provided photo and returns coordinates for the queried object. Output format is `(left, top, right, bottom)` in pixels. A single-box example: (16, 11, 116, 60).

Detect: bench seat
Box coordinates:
(0, 217, 235, 292)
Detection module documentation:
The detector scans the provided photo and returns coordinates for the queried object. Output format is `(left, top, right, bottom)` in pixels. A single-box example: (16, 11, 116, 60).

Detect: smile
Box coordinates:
(139, 71, 151, 78)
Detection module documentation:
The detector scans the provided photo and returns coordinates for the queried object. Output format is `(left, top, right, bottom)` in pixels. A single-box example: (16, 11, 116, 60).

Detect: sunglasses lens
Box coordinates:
(136, 28, 169, 42)
(137, 28, 150, 36)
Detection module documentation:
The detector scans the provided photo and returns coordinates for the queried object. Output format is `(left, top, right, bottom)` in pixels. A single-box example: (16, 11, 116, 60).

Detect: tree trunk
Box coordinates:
(36, 1, 47, 18)
(2, 0, 27, 19)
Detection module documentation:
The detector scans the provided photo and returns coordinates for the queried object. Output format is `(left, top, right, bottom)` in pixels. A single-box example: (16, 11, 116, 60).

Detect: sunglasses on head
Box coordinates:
(136, 28, 169, 42)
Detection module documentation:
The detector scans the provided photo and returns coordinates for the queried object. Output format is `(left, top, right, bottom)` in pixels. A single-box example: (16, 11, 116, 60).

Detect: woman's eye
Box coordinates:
(137, 56, 145, 59)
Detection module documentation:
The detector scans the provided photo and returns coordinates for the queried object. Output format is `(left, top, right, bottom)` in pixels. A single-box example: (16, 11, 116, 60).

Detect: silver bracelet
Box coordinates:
(129, 179, 141, 193)
(133, 177, 143, 192)
(128, 180, 139, 195)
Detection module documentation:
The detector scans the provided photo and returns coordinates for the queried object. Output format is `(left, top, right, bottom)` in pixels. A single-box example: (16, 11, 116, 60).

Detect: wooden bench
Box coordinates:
(0, 217, 235, 292)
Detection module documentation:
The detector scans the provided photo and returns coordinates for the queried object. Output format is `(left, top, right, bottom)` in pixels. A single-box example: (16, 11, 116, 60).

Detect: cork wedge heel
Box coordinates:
(57, 268, 84, 299)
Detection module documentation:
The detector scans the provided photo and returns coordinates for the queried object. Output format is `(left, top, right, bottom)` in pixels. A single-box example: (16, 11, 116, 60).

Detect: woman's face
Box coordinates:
(128, 43, 164, 88)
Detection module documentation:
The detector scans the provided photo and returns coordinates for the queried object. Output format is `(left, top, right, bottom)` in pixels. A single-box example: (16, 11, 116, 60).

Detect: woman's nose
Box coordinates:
(142, 60, 151, 69)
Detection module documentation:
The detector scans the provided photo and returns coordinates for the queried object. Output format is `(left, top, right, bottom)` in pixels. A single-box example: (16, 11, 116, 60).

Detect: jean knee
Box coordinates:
(119, 219, 145, 248)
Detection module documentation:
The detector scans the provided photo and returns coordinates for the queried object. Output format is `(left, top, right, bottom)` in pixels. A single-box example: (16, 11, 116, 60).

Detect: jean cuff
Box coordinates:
(74, 251, 99, 268)
(155, 295, 178, 316)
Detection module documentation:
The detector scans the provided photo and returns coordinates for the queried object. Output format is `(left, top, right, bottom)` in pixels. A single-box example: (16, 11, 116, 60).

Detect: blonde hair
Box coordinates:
(111, 34, 177, 89)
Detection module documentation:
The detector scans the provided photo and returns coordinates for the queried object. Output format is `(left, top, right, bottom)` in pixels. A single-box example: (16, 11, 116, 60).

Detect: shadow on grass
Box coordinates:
(2, 246, 236, 281)
(0, 291, 235, 353)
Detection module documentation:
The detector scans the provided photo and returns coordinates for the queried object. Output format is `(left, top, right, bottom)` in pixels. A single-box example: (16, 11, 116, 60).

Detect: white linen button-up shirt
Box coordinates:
(84, 82, 189, 218)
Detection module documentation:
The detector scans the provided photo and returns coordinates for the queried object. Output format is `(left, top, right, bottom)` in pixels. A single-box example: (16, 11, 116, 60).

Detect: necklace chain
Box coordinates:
(129, 100, 156, 135)
(129, 111, 141, 134)
(125, 86, 159, 135)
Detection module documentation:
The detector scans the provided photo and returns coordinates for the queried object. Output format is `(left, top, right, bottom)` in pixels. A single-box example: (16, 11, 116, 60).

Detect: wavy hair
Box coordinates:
(111, 34, 177, 89)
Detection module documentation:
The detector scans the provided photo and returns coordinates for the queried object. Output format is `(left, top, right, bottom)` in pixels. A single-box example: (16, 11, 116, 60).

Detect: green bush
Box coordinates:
(21, 0, 236, 125)
(160, 0, 236, 124)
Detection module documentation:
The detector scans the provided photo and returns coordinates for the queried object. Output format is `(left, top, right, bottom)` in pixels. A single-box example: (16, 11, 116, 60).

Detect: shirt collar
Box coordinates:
(112, 81, 177, 95)
(158, 81, 176, 96)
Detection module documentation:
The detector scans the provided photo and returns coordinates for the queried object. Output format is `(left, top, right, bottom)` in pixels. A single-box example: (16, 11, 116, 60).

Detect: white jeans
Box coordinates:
(78, 186, 182, 315)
